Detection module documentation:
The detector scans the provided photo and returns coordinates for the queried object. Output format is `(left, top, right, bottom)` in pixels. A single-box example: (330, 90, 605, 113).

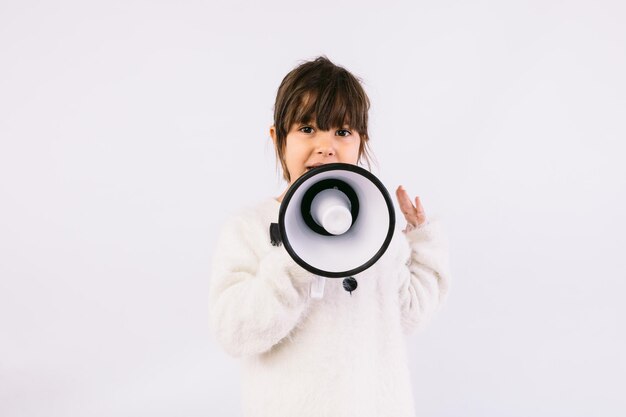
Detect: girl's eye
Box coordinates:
(300, 126, 314, 134)
(336, 129, 351, 137)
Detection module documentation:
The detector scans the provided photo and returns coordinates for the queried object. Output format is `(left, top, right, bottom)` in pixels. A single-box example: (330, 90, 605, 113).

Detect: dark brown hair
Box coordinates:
(272, 56, 374, 182)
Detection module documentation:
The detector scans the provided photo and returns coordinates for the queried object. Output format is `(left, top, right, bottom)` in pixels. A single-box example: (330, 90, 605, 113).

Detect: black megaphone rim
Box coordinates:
(278, 162, 396, 278)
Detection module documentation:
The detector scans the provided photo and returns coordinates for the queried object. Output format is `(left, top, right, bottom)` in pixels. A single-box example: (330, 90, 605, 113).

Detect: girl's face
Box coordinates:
(272, 121, 361, 186)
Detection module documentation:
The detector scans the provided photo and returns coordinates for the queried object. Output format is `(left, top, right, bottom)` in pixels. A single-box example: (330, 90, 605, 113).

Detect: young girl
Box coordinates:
(209, 56, 450, 417)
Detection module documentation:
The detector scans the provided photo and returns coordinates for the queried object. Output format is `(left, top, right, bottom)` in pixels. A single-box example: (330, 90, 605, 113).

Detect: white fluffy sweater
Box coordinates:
(209, 197, 450, 417)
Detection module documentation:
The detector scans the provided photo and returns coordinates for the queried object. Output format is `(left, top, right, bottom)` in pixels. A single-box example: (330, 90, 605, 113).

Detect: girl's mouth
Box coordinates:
(306, 164, 324, 172)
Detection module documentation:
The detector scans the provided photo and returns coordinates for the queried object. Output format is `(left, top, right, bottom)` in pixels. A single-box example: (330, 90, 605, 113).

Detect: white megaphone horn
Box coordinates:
(277, 163, 395, 299)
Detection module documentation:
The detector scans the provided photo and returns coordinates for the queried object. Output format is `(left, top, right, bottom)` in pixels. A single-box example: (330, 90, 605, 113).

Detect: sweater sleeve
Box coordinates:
(396, 219, 451, 335)
(208, 214, 313, 358)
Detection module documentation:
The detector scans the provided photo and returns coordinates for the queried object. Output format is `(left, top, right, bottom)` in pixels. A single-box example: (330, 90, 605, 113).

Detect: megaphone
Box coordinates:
(277, 163, 395, 298)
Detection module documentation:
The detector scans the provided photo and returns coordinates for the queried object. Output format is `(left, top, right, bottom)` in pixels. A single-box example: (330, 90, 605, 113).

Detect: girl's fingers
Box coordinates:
(414, 196, 424, 213)
(396, 187, 413, 211)
(414, 196, 427, 225)
(396, 186, 427, 227)
(397, 187, 411, 207)
(396, 185, 418, 224)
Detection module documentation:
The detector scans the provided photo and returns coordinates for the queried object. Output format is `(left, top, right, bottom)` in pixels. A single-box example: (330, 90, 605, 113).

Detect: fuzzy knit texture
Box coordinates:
(208, 197, 451, 417)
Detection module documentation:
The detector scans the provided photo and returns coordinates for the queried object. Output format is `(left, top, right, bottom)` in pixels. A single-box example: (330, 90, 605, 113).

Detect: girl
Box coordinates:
(209, 56, 450, 417)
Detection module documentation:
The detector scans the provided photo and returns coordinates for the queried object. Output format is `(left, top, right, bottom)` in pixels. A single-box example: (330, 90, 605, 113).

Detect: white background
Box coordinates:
(1, 0, 625, 416)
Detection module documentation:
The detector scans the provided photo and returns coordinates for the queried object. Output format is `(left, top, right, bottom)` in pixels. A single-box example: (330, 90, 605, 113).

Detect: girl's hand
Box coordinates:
(395, 185, 427, 231)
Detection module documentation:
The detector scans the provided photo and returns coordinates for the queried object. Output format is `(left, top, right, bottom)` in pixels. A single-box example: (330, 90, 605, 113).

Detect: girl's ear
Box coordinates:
(269, 126, 277, 146)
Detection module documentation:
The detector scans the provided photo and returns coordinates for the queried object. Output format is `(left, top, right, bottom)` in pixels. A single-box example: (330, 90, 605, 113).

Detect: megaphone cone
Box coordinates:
(278, 163, 396, 282)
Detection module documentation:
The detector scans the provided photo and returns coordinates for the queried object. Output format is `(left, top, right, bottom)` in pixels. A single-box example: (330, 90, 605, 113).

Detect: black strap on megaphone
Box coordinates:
(270, 223, 282, 247)
(269, 222, 357, 295)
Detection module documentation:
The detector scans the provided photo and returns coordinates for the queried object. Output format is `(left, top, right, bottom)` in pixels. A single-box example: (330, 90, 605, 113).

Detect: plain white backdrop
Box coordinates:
(1, 0, 625, 416)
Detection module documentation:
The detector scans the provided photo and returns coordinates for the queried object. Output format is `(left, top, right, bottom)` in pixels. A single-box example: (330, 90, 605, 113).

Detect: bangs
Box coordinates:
(281, 75, 369, 135)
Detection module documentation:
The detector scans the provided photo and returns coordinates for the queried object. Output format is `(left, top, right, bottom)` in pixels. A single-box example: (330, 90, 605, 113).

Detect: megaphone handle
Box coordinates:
(310, 275, 326, 299)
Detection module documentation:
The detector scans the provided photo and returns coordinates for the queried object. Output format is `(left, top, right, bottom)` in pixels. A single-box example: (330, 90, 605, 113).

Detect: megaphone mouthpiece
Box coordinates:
(311, 188, 352, 235)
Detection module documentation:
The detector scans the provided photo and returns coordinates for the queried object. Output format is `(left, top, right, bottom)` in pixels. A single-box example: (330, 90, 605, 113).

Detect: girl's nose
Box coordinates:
(315, 132, 336, 156)
(317, 147, 335, 156)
